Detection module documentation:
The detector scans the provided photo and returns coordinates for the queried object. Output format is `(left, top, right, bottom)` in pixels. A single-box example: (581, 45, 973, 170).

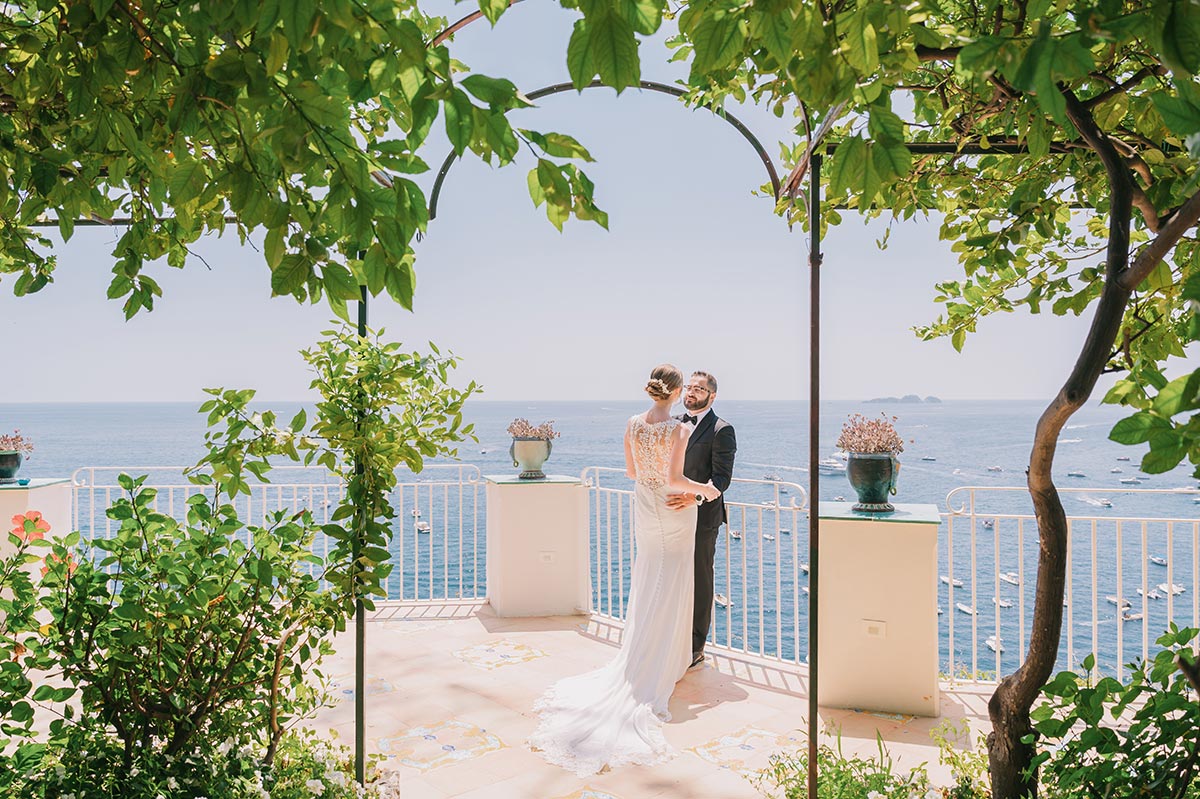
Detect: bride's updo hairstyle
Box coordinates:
(645, 364, 683, 401)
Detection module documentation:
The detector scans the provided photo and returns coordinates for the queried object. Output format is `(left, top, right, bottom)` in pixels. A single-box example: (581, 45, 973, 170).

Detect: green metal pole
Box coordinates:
(355, 285, 367, 785)
(807, 152, 822, 799)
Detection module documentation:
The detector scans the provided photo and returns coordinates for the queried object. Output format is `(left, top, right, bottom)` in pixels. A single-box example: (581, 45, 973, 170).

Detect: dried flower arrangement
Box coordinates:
(0, 430, 33, 456)
(836, 413, 904, 454)
(507, 418, 560, 440)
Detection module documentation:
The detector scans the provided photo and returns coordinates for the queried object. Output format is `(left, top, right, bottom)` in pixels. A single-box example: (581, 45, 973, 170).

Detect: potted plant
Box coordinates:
(0, 430, 33, 484)
(836, 413, 904, 512)
(507, 418, 560, 479)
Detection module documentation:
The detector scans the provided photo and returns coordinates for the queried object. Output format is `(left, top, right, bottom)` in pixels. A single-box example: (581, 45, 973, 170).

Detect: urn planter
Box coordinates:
(510, 437, 553, 480)
(0, 451, 22, 484)
(846, 452, 900, 513)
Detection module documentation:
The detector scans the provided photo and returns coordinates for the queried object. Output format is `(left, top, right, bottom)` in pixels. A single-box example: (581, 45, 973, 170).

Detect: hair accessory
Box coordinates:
(648, 377, 670, 394)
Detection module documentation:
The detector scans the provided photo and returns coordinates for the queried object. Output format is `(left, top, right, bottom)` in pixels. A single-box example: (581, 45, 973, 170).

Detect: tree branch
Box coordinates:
(1119, 190, 1200, 291)
(915, 44, 962, 62)
(1083, 65, 1168, 110)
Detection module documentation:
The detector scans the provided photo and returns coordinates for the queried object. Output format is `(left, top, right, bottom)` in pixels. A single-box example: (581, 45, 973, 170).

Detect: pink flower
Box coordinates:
(11, 510, 49, 541)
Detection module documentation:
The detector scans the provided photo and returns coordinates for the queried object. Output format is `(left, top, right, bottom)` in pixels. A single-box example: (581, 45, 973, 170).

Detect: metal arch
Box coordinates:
(427, 79, 782, 223)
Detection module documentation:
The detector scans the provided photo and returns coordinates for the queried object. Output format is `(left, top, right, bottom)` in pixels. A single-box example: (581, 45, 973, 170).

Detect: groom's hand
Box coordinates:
(665, 493, 696, 511)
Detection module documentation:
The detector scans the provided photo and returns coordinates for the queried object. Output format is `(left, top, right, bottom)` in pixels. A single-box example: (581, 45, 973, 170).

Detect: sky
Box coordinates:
(0, 3, 1193, 404)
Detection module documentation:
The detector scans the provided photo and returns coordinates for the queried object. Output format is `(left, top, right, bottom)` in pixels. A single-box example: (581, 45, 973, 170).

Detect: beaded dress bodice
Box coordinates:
(629, 416, 680, 490)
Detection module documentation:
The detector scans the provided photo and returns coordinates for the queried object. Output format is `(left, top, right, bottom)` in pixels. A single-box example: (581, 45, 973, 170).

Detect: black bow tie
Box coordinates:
(682, 414, 699, 424)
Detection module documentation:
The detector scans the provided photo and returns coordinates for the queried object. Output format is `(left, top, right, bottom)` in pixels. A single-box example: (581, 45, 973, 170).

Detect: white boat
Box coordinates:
(1137, 587, 1163, 600)
(1105, 595, 1131, 609)
(1150, 556, 1168, 567)
(818, 458, 846, 474)
(415, 521, 431, 533)
(1110, 467, 1122, 473)
(834, 495, 846, 501)
(411, 509, 422, 517)
(715, 593, 732, 608)
(986, 635, 1004, 653)
(1117, 456, 1131, 461)
(1158, 582, 1186, 596)
(779, 487, 789, 494)
(982, 519, 995, 529)
(801, 586, 810, 595)
(999, 571, 1021, 586)
(956, 602, 975, 616)
(729, 529, 742, 540)
(1099, 498, 1113, 507)
(921, 456, 937, 462)
(1120, 478, 1140, 485)
(1067, 471, 1086, 478)
(763, 533, 775, 541)
(763, 500, 777, 508)
(800, 563, 809, 573)
(762, 472, 781, 481)
(987, 465, 1003, 472)
(940, 575, 964, 587)
(937, 606, 944, 615)
(993, 597, 1013, 609)
(1121, 611, 1145, 621)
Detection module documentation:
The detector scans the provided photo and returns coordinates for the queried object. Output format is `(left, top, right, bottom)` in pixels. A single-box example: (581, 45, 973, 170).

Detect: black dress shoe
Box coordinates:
(688, 652, 705, 669)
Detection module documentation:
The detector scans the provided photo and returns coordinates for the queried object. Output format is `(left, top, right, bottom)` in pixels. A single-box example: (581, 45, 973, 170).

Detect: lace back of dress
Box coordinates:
(631, 417, 678, 489)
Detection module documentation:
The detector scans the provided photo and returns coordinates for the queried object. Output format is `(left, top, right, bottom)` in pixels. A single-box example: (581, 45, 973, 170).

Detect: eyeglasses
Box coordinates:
(684, 385, 711, 394)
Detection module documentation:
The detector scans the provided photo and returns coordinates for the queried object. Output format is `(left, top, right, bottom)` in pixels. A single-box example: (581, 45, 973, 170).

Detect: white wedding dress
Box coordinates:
(529, 416, 698, 776)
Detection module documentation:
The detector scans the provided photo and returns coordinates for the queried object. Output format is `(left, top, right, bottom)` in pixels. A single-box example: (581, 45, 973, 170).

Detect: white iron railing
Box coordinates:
(70, 465, 487, 602)
(942, 485, 1200, 683)
(581, 467, 810, 665)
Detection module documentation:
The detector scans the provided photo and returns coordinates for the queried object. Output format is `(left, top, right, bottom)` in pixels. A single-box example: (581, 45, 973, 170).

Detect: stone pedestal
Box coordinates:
(0, 478, 73, 561)
(485, 475, 589, 617)
(817, 502, 941, 717)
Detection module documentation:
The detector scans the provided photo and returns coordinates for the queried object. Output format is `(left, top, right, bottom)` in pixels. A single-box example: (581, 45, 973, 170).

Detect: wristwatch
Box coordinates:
(694, 492, 706, 504)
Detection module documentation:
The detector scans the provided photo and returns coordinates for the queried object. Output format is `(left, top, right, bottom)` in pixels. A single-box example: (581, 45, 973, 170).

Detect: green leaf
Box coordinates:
(1142, 442, 1187, 474)
(566, 20, 597, 91)
(828, 136, 867, 197)
(1151, 92, 1200, 136)
(618, 0, 662, 36)
(477, 0, 508, 25)
(871, 141, 911, 181)
(264, 227, 286, 270)
(443, 89, 475, 155)
(843, 15, 879, 73)
(1151, 371, 1200, 417)
(271, 255, 310, 296)
(1109, 411, 1171, 445)
(956, 35, 1006, 77)
(384, 259, 415, 310)
(265, 30, 289, 75)
(751, 9, 794, 67)
(520, 129, 595, 161)
(1162, 0, 1200, 73)
(691, 12, 747, 74)
(586, 10, 640, 92)
(460, 74, 519, 107)
(322, 263, 361, 301)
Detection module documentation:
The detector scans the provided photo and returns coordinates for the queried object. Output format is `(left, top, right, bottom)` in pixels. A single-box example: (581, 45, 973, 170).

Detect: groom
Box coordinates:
(667, 370, 736, 669)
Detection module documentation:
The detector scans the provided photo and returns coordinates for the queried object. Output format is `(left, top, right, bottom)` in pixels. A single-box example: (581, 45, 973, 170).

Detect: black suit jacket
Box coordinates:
(680, 410, 736, 531)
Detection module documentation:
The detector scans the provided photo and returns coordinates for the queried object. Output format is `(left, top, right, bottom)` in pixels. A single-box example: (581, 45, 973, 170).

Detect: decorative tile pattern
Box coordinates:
(552, 790, 622, 799)
(328, 674, 394, 702)
(857, 709, 916, 724)
(453, 638, 547, 670)
(379, 619, 444, 636)
(376, 720, 504, 772)
(687, 726, 804, 777)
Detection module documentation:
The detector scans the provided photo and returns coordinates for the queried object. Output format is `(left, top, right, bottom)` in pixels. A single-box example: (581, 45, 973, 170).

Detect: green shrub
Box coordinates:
(1030, 625, 1200, 799)
(755, 733, 940, 798)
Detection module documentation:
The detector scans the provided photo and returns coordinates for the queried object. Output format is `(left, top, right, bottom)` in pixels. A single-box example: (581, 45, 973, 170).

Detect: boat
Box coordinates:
(1121, 611, 1145, 622)
(1117, 456, 1131, 461)
(802, 586, 810, 594)
(729, 529, 742, 540)
(1120, 478, 1140, 485)
(763, 500, 777, 508)
(1137, 587, 1163, 600)
(940, 575, 964, 587)
(937, 606, 943, 615)
(834, 495, 845, 502)
(1158, 582, 1186, 596)
(993, 597, 1013, 608)
(1105, 595, 1131, 609)
(818, 458, 847, 474)
(987, 465, 1003, 472)
(982, 519, 995, 529)
(999, 571, 1021, 586)
(956, 602, 975, 616)
(715, 593, 732, 608)
(986, 635, 1004, 653)
(410, 509, 422, 517)
(415, 521, 432, 533)
(1150, 555, 1168, 567)
(1110, 467, 1122, 473)
(779, 528, 791, 535)
(1067, 471, 1086, 478)
(762, 472, 781, 481)
(779, 487, 789, 494)
(1099, 498, 1113, 507)
(800, 563, 809, 573)
(921, 456, 937, 462)
(763, 533, 775, 541)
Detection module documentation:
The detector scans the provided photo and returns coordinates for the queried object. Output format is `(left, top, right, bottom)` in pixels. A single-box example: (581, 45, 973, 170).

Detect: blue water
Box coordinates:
(4, 399, 1199, 677)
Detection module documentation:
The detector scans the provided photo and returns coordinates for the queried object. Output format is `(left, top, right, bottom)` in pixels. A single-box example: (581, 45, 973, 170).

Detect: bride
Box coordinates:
(528, 363, 722, 776)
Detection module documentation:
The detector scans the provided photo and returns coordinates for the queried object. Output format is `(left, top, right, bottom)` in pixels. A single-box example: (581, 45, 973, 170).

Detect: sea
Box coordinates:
(4, 399, 1199, 679)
